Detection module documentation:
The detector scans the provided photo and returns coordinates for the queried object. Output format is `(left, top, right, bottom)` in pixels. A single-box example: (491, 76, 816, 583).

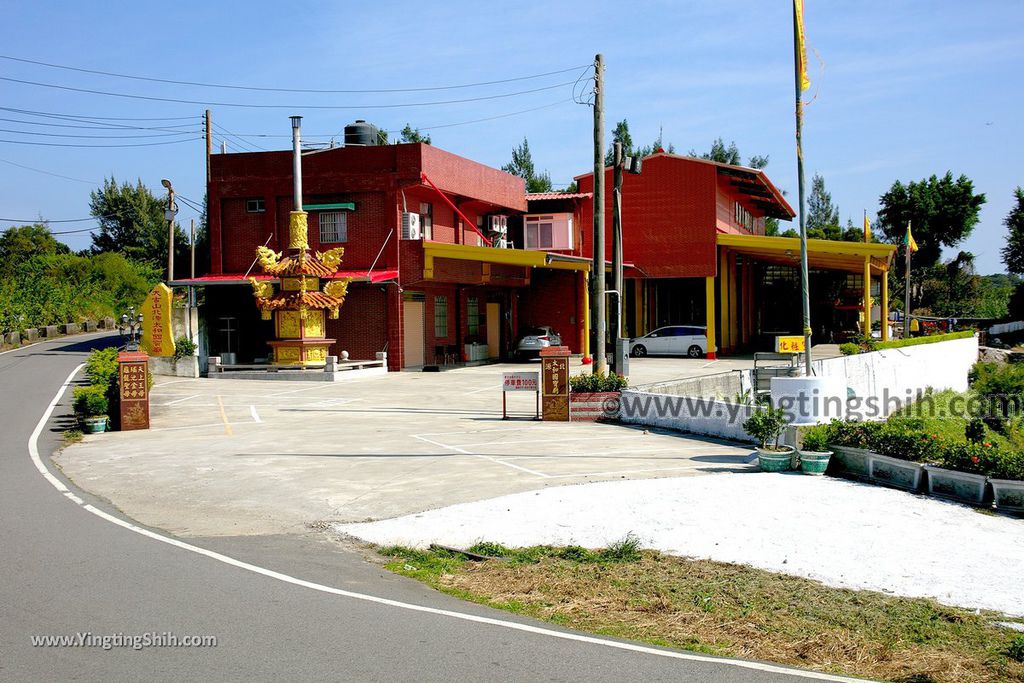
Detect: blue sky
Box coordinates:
(1, 0, 1021, 273)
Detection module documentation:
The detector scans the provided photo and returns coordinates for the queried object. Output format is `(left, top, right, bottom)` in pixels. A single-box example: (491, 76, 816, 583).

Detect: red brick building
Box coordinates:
(575, 153, 896, 356)
(178, 142, 591, 370)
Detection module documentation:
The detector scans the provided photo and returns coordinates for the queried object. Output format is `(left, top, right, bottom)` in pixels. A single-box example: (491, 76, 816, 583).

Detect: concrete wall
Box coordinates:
(811, 334, 979, 417)
(621, 335, 979, 441)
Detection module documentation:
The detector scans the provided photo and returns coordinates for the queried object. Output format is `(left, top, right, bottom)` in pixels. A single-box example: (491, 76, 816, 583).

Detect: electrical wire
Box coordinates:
(0, 157, 95, 184)
(0, 114, 198, 132)
(211, 122, 266, 152)
(0, 75, 578, 110)
(1, 214, 103, 223)
(0, 54, 591, 95)
(176, 195, 205, 214)
(0, 106, 198, 122)
(0, 136, 202, 148)
(0, 127, 200, 139)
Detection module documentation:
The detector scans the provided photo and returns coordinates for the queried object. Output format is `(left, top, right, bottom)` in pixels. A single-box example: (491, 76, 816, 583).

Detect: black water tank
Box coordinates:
(344, 119, 379, 146)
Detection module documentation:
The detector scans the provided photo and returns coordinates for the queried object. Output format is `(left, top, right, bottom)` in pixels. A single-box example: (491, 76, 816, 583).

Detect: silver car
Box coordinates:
(515, 325, 562, 360)
(630, 325, 707, 358)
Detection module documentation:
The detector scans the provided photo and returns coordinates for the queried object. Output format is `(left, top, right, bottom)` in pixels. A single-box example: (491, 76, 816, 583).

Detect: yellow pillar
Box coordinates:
(582, 271, 591, 360)
(881, 267, 889, 342)
(728, 252, 738, 351)
(705, 275, 717, 359)
(719, 249, 730, 353)
(634, 280, 644, 338)
(863, 256, 872, 338)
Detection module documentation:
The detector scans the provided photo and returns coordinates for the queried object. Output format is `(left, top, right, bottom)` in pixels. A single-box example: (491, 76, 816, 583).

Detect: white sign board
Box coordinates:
(503, 371, 539, 392)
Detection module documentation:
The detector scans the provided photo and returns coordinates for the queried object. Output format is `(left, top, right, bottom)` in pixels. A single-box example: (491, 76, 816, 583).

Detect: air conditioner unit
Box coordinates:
(487, 215, 507, 234)
(401, 212, 421, 240)
(492, 236, 508, 249)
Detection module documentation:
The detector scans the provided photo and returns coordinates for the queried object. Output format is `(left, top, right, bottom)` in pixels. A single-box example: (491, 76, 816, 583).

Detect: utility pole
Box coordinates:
(610, 141, 624, 374)
(591, 53, 606, 375)
(161, 178, 175, 281)
(205, 109, 212, 183)
(904, 221, 913, 337)
(792, 3, 812, 376)
(190, 217, 196, 310)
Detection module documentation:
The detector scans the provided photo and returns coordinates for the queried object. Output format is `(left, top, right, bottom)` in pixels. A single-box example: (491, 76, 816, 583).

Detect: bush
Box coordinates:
(839, 342, 860, 356)
(72, 385, 109, 417)
(569, 371, 628, 393)
(743, 404, 788, 450)
(85, 347, 119, 386)
(874, 330, 974, 352)
(1007, 634, 1024, 663)
(174, 336, 196, 359)
(968, 362, 1024, 418)
(800, 427, 830, 452)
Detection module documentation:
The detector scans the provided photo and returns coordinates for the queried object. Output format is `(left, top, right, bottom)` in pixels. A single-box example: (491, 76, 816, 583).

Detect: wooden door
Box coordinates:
(403, 300, 424, 367)
(486, 303, 500, 359)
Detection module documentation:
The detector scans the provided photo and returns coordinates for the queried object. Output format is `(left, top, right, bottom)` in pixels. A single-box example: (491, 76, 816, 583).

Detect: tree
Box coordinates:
(89, 177, 188, 273)
(399, 124, 431, 145)
(0, 224, 69, 276)
(918, 251, 981, 317)
(1000, 187, 1024, 275)
(748, 154, 770, 170)
(806, 173, 840, 238)
(502, 138, 552, 193)
(689, 137, 741, 165)
(605, 119, 675, 164)
(876, 172, 986, 268)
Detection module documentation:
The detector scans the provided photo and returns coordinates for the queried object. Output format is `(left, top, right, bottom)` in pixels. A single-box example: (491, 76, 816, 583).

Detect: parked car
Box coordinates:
(515, 325, 562, 360)
(630, 325, 707, 358)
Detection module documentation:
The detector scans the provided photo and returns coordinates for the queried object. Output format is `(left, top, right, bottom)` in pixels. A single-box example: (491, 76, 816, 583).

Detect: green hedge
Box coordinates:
(873, 330, 975, 352)
(570, 372, 628, 393)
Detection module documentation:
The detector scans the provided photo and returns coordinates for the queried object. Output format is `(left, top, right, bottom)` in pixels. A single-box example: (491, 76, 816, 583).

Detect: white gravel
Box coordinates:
(338, 473, 1024, 616)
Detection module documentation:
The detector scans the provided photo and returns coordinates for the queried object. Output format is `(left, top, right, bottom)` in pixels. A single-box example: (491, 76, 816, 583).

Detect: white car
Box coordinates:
(630, 325, 707, 358)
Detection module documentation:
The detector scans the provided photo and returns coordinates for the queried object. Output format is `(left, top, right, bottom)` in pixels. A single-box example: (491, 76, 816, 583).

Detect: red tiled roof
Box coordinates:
(526, 192, 593, 201)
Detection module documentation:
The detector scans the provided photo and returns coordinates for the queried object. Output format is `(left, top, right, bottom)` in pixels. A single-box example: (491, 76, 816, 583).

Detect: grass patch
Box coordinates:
(377, 542, 1024, 683)
(63, 429, 83, 446)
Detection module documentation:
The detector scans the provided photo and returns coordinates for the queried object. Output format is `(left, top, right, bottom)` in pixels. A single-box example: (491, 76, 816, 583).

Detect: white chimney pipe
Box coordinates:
(290, 115, 303, 211)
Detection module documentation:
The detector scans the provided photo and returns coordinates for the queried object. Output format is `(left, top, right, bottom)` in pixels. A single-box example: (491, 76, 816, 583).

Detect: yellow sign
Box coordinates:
(775, 335, 806, 353)
(141, 283, 176, 357)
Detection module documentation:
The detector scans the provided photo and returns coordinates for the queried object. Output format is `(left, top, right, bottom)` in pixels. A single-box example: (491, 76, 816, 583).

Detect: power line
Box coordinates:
(0, 106, 198, 122)
(1, 215, 102, 223)
(211, 122, 266, 152)
(1, 75, 577, 110)
(0, 157, 95, 184)
(0, 136, 202, 148)
(0, 127, 200, 139)
(0, 115, 198, 132)
(0, 54, 591, 94)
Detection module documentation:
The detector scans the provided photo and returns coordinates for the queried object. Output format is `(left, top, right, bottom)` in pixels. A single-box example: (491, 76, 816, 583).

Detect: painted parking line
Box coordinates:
(154, 394, 200, 407)
(412, 434, 551, 479)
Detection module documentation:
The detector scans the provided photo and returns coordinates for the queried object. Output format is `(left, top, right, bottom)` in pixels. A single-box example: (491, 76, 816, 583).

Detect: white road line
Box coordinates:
(462, 384, 500, 395)
(266, 384, 337, 397)
(29, 369, 861, 683)
(412, 434, 551, 479)
(250, 405, 262, 423)
(417, 427, 528, 437)
(156, 394, 200, 407)
(700, 360, 720, 369)
(151, 378, 198, 389)
(454, 434, 643, 448)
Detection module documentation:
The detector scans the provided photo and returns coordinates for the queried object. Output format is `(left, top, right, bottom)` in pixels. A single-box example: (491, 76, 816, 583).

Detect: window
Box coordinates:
(420, 202, 433, 241)
(319, 211, 347, 243)
(524, 213, 573, 250)
(734, 201, 754, 230)
(434, 296, 448, 338)
(246, 198, 265, 213)
(467, 297, 480, 336)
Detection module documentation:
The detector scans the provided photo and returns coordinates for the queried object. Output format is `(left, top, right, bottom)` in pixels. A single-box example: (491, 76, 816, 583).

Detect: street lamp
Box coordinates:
(161, 178, 176, 282)
(119, 307, 144, 352)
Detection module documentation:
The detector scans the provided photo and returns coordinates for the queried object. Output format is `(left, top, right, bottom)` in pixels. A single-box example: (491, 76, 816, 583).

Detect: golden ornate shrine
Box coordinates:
(249, 210, 351, 366)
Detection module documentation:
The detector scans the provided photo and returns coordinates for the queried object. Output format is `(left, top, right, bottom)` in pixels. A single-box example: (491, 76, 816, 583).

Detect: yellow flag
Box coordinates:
(863, 214, 871, 242)
(795, 0, 811, 92)
(905, 222, 919, 253)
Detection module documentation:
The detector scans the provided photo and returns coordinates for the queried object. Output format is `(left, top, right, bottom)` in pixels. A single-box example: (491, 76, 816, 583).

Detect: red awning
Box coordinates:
(169, 269, 399, 287)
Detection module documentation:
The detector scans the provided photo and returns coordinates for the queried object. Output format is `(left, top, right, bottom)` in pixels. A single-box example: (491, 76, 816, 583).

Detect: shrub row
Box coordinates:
(569, 371, 628, 393)
(840, 330, 975, 355)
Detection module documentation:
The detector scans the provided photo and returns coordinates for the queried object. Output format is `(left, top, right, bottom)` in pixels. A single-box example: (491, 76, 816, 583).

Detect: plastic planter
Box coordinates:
(757, 445, 795, 472)
(82, 416, 108, 434)
(829, 445, 872, 478)
(867, 452, 925, 492)
(923, 465, 988, 505)
(989, 478, 1024, 513)
(799, 450, 832, 476)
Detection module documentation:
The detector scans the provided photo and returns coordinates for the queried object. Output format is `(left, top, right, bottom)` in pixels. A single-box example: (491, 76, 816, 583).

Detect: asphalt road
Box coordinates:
(0, 333, 852, 682)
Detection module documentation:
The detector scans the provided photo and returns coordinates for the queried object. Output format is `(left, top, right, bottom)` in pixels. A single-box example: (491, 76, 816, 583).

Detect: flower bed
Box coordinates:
(569, 372, 627, 422)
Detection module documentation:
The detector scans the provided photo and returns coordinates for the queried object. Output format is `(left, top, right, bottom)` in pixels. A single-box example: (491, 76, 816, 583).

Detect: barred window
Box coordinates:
(467, 297, 480, 336)
(434, 296, 448, 338)
(319, 211, 347, 243)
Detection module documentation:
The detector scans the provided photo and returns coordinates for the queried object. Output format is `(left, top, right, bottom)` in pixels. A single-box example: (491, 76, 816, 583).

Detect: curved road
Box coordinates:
(0, 334, 848, 682)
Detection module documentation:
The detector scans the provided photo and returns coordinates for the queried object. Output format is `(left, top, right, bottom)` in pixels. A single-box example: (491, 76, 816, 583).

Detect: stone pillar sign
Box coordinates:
(141, 283, 176, 357)
(540, 346, 570, 421)
(118, 351, 150, 431)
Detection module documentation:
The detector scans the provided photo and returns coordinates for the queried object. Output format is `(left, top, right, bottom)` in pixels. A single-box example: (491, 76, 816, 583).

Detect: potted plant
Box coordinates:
(798, 428, 833, 476)
(743, 403, 793, 472)
(73, 385, 109, 434)
(988, 450, 1024, 513)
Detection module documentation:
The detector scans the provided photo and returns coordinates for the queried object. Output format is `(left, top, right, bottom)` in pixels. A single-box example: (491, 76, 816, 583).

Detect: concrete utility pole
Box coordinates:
(205, 109, 212, 183)
(592, 53, 606, 374)
(161, 178, 175, 281)
(610, 141, 624, 374)
(792, 4, 812, 375)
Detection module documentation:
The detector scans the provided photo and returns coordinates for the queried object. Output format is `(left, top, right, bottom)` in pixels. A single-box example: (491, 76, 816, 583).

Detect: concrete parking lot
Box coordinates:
(55, 357, 757, 537)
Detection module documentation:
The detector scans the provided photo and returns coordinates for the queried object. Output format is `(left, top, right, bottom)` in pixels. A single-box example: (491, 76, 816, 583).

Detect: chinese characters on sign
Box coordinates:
(501, 371, 540, 420)
(774, 335, 806, 353)
(118, 351, 150, 431)
(141, 283, 175, 357)
(540, 346, 570, 422)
